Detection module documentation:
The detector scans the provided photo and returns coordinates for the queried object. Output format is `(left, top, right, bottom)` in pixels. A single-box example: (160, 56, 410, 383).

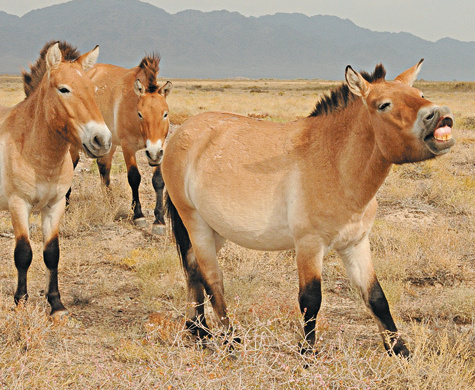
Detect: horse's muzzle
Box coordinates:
(419, 106, 455, 155)
(145, 140, 164, 166)
(81, 122, 112, 158)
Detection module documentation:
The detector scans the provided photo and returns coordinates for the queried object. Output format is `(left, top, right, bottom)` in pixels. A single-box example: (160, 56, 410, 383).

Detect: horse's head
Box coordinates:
(134, 79, 172, 166)
(345, 60, 454, 164)
(43, 42, 112, 158)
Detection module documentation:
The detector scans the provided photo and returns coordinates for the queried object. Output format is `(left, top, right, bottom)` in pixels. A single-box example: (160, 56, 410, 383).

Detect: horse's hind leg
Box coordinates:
(10, 197, 32, 305)
(184, 248, 211, 338)
(151, 166, 166, 235)
(338, 234, 409, 357)
(186, 222, 229, 336)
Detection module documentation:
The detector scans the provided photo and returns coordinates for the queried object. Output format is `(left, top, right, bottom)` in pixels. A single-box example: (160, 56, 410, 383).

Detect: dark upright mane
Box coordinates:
(22, 40, 81, 98)
(309, 64, 387, 117)
(138, 54, 161, 93)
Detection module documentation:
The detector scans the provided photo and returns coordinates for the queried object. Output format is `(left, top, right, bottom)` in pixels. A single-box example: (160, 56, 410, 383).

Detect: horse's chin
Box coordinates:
(82, 143, 101, 159)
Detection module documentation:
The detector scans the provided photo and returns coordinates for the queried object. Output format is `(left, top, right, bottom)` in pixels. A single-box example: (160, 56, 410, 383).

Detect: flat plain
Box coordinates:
(0, 75, 473, 389)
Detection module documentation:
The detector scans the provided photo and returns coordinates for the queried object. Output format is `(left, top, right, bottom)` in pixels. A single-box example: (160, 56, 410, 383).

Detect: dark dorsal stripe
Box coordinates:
(309, 64, 387, 117)
(138, 54, 161, 93)
(22, 40, 81, 98)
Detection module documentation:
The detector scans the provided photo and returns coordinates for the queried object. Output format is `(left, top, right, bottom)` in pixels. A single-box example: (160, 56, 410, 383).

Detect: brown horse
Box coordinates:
(68, 55, 172, 234)
(162, 60, 455, 356)
(0, 41, 111, 316)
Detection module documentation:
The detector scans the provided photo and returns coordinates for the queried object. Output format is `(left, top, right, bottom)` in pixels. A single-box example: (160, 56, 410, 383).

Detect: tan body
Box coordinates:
(69, 57, 172, 231)
(163, 60, 455, 356)
(0, 42, 111, 315)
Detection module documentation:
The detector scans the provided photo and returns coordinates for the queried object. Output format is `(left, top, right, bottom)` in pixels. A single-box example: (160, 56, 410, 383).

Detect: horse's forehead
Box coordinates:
(51, 62, 91, 86)
(139, 93, 168, 111)
(369, 81, 423, 104)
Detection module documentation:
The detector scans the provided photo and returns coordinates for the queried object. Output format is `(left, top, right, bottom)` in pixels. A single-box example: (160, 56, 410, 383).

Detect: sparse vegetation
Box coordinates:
(0, 76, 473, 389)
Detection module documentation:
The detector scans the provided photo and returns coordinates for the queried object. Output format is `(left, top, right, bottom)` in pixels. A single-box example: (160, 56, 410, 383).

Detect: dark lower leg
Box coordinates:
(97, 159, 111, 187)
(127, 165, 144, 220)
(14, 236, 32, 305)
(185, 263, 211, 338)
(66, 154, 80, 206)
(299, 278, 322, 351)
(152, 166, 165, 225)
(43, 236, 66, 314)
(368, 280, 409, 357)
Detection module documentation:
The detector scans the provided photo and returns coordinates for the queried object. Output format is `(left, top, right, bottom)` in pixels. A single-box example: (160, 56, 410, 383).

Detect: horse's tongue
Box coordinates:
(434, 125, 452, 141)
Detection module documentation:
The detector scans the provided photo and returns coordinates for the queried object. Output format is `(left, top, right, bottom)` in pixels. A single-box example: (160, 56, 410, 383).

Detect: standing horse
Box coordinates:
(0, 41, 111, 316)
(162, 60, 455, 356)
(68, 55, 172, 234)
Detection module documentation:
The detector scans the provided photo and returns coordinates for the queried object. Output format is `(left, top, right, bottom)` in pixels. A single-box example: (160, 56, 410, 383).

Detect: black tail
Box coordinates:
(165, 192, 191, 271)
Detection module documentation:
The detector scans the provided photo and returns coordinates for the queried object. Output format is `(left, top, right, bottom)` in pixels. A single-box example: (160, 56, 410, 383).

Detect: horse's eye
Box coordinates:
(138, 111, 143, 119)
(58, 87, 70, 94)
(378, 102, 391, 111)
(163, 112, 168, 119)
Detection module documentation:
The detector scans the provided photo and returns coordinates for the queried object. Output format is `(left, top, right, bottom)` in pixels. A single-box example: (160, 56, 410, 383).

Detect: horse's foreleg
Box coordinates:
(338, 234, 409, 357)
(10, 197, 32, 305)
(41, 200, 67, 316)
(65, 146, 81, 206)
(123, 147, 145, 225)
(151, 166, 166, 234)
(295, 238, 324, 353)
(97, 145, 116, 187)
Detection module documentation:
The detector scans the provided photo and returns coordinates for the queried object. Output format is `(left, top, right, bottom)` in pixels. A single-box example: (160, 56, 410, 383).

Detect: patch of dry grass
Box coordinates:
(0, 76, 473, 389)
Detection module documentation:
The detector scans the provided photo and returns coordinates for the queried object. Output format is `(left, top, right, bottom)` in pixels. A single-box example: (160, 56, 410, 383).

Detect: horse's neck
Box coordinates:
(18, 91, 70, 171)
(306, 103, 392, 209)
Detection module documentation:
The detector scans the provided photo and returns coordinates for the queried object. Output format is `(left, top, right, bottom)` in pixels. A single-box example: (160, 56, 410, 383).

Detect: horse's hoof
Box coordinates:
(133, 217, 147, 227)
(152, 224, 166, 235)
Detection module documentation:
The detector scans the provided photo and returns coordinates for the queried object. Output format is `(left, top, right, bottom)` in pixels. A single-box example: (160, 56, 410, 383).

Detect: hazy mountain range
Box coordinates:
(1, 0, 474, 80)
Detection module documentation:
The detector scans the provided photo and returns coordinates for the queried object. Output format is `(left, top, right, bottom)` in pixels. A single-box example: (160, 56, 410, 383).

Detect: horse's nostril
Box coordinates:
(159, 149, 164, 157)
(425, 112, 434, 122)
(145, 150, 151, 160)
(93, 135, 101, 148)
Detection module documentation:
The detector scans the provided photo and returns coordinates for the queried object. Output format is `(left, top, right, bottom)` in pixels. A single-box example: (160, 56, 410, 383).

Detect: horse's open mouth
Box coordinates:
(423, 116, 455, 154)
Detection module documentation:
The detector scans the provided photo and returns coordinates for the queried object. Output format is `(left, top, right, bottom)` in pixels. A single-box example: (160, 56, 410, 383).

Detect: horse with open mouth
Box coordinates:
(162, 60, 454, 356)
(68, 54, 172, 234)
(0, 41, 111, 316)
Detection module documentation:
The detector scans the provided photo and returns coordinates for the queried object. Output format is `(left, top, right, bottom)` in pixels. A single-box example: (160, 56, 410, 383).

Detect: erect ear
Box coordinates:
(394, 59, 424, 86)
(159, 81, 172, 97)
(77, 45, 100, 71)
(134, 79, 146, 96)
(345, 65, 370, 98)
(46, 42, 62, 71)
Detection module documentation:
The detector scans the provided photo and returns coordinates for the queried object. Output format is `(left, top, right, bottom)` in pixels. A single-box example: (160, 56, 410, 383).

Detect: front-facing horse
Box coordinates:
(69, 55, 172, 234)
(0, 41, 111, 316)
(162, 60, 455, 356)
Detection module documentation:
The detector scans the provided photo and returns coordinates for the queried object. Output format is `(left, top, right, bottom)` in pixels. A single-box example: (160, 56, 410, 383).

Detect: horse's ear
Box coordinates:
(46, 42, 62, 71)
(345, 66, 370, 98)
(77, 45, 100, 71)
(134, 79, 146, 96)
(159, 81, 172, 97)
(394, 59, 424, 86)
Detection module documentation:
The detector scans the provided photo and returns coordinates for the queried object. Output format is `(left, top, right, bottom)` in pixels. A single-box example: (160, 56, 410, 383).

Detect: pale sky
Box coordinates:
(1, 0, 474, 42)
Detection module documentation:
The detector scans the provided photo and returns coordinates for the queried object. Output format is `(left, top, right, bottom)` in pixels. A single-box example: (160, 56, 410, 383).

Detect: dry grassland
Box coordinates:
(0, 75, 473, 389)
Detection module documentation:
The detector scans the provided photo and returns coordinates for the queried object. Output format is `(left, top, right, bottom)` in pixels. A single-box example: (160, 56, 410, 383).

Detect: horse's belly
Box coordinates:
(196, 198, 295, 251)
(217, 222, 294, 251)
